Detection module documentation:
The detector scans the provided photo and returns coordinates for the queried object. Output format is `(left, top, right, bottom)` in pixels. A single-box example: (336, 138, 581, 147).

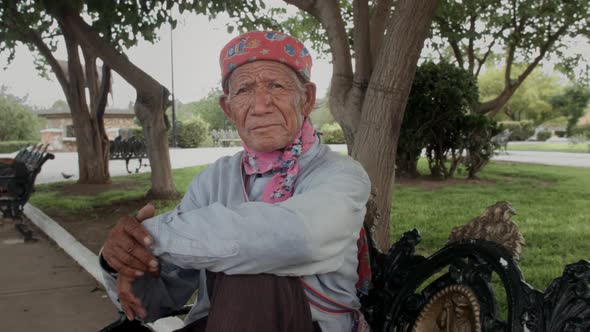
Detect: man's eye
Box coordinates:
(236, 87, 248, 95)
(269, 83, 284, 89)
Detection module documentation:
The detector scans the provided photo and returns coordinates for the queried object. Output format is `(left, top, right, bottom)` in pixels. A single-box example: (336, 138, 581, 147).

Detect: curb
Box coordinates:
(24, 203, 184, 332)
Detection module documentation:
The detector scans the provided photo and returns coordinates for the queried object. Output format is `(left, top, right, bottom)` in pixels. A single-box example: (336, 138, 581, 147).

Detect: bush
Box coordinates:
(555, 130, 566, 138)
(0, 89, 41, 141)
(498, 120, 535, 141)
(0, 141, 39, 153)
(320, 123, 345, 144)
(571, 124, 590, 140)
(462, 115, 500, 179)
(537, 130, 552, 141)
(176, 118, 209, 148)
(131, 127, 144, 140)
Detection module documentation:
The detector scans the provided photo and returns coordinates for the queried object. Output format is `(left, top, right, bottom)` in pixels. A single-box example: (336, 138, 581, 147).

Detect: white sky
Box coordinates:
(0, 11, 334, 109)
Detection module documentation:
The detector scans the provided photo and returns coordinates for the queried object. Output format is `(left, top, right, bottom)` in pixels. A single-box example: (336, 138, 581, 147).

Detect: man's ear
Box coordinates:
(301, 82, 317, 117)
(219, 95, 236, 125)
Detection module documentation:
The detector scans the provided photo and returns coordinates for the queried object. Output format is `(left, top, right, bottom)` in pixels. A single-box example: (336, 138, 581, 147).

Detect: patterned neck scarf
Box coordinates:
(242, 117, 317, 203)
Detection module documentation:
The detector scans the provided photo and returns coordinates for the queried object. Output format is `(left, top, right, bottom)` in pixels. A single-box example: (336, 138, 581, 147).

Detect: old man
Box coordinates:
(100, 31, 371, 332)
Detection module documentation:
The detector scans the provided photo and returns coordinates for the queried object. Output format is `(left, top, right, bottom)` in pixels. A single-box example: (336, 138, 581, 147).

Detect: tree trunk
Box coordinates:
(59, 11, 178, 198)
(60, 22, 110, 184)
(135, 91, 178, 199)
(351, 0, 439, 251)
(395, 153, 420, 178)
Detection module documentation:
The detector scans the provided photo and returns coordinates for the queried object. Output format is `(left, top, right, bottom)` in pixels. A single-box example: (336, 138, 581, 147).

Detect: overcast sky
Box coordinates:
(0, 11, 333, 109)
(1, 9, 588, 110)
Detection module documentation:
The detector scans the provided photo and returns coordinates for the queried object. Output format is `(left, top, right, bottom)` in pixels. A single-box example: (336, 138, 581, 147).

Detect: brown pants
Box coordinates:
(175, 271, 319, 332)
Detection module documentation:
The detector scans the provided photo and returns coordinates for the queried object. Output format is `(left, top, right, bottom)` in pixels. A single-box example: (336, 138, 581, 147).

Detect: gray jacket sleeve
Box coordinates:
(142, 159, 370, 276)
(100, 187, 202, 322)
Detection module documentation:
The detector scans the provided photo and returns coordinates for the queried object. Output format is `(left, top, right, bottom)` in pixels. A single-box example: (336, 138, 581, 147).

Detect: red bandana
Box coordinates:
(219, 31, 312, 93)
(242, 118, 316, 203)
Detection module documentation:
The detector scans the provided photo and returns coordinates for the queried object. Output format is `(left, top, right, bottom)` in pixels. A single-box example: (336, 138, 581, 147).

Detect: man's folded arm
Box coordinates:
(142, 162, 371, 276)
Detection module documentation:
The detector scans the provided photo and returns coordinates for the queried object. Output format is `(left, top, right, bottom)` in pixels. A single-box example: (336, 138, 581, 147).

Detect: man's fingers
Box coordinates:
(113, 243, 151, 272)
(107, 255, 145, 278)
(123, 217, 154, 247)
(114, 235, 157, 268)
(118, 277, 147, 320)
(136, 204, 156, 222)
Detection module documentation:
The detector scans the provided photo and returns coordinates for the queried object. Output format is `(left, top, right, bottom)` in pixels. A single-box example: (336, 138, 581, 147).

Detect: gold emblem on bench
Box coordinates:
(413, 284, 481, 332)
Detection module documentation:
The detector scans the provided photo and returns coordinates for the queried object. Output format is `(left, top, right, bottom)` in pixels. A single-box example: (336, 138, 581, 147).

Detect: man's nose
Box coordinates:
(251, 87, 273, 115)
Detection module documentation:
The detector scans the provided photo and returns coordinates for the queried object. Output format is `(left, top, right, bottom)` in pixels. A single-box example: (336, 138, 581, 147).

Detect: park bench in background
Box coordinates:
(211, 129, 241, 147)
(0, 144, 54, 222)
(492, 129, 512, 154)
(109, 136, 148, 174)
(100, 202, 589, 332)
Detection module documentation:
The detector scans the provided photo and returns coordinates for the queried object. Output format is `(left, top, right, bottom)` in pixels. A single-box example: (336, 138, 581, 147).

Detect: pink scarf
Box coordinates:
(242, 118, 317, 203)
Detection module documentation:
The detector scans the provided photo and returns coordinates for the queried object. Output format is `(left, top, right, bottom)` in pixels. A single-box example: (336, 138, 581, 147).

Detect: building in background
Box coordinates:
(35, 103, 135, 152)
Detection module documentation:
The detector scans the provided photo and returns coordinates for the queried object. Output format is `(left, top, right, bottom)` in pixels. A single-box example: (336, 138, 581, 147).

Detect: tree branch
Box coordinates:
(58, 10, 163, 95)
(353, 0, 371, 84)
(434, 16, 464, 69)
(82, 48, 99, 116)
(6, 7, 69, 94)
(467, 12, 476, 73)
(476, 24, 569, 115)
(369, 0, 392, 66)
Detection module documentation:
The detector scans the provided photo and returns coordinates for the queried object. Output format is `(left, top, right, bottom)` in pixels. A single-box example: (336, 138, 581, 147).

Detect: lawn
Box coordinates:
(506, 142, 589, 153)
(30, 159, 589, 294)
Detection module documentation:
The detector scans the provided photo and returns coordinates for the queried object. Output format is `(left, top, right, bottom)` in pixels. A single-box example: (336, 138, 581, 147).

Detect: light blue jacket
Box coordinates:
(102, 141, 371, 331)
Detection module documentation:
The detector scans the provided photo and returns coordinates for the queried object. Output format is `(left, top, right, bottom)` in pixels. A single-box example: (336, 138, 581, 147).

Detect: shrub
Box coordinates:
(176, 118, 209, 148)
(462, 115, 500, 179)
(571, 124, 590, 140)
(131, 127, 144, 140)
(0, 90, 41, 141)
(409, 62, 479, 179)
(498, 121, 535, 141)
(555, 130, 566, 138)
(319, 122, 345, 144)
(537, 130, 552, 141)
(0, 141, 39, 153)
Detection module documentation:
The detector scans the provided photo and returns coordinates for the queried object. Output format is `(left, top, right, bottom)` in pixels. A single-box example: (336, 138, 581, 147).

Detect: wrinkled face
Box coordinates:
(219, 61, 316, 152)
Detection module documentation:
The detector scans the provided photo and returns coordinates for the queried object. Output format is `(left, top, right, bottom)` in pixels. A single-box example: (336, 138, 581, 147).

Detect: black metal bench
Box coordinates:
(0, 144, 54, 220)
(109, 136, 148, 174)
(100, 202, 589, 332)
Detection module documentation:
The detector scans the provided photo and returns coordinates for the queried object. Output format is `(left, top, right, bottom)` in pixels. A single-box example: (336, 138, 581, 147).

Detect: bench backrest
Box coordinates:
(0, 144, 54, 218)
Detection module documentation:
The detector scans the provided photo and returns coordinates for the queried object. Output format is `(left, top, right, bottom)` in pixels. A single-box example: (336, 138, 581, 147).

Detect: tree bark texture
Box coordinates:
(60, 11, 178, 198)
(9, 7, 110, 184)
(59, 20, 110, 184)
(351, 0, 439, 251)
(135, 92, 179, 199)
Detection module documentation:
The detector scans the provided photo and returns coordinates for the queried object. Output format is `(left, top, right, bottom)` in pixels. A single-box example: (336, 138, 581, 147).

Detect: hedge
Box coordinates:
(0, 141, 39, 153)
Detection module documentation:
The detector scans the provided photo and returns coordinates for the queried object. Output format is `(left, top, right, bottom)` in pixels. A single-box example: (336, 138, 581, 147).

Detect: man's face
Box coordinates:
(219, 61, 316, 152)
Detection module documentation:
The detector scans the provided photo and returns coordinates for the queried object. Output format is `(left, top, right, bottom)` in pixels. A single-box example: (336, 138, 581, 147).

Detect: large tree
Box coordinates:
(430, 0, 590, 115)
(253, 0, 440, 249)
(1, 0, 112, 184)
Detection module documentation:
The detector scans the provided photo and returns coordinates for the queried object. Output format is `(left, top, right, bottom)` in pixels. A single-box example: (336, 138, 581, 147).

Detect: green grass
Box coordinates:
(30, 165, 206, 216)
(506, 142, 590, 153)
(391, 159, 590, 292)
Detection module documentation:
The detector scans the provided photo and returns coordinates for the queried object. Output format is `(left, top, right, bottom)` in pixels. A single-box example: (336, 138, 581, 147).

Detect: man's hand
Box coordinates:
(118, 275, 147, 320)
(102, 204, 159, 279)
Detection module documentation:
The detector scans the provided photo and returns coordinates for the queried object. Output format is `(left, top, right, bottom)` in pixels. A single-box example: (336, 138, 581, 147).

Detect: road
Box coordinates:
(1, 145, 588, 185)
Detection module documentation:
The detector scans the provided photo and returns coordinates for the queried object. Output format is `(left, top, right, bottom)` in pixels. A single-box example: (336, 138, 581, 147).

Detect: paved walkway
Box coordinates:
(0, 217, 117, 332)
(1, 145, 588, 185)
(492, 150, 590, 168)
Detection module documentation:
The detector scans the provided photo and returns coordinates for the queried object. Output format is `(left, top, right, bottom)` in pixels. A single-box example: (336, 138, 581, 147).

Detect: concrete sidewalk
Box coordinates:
(0, 217, 117, 332)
